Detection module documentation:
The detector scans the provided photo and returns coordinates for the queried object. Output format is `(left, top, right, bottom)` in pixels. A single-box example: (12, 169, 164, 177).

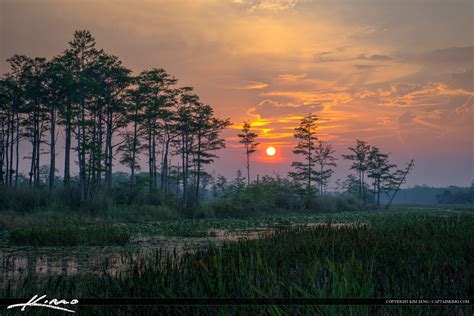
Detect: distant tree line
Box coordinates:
(0, 30, 230, 207)
(436, 182, 474, 204)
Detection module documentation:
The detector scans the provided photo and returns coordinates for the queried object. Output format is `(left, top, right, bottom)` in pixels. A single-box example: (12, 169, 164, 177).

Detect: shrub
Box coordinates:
(0, 188, 50, 213)
(84, 190, 115, 215)
(209, 175, 364, 217)
(307, 195, 363, 213)
(108, 204, 181, 222)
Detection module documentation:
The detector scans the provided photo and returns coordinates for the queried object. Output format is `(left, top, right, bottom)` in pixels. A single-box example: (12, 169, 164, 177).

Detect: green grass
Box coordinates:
(3, 210, 472, 315)
(8, 225, 131, 246)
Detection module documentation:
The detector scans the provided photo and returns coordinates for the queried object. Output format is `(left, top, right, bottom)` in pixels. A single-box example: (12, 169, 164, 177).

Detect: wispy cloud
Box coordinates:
(234, 0, 307, 12)
(237, 81, 269, 90)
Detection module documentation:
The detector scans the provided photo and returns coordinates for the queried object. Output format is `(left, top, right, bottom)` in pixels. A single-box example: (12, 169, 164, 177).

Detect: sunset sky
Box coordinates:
(1, 0, 473, 187)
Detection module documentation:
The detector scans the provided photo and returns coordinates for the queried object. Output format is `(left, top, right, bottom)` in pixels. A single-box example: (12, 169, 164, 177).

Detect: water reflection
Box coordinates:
(1, 223, 363, 289)
(0, 228, 272, 289)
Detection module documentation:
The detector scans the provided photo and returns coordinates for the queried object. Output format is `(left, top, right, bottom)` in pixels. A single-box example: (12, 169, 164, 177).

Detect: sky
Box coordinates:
(1, 0, 473, 187)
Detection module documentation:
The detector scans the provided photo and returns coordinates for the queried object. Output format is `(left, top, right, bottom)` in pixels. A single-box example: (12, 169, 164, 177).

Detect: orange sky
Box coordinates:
(1, 0, 473, 186)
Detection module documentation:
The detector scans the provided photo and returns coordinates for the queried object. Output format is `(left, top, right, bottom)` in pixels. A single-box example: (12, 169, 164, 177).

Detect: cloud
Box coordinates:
(455, 96, 473, 114)
(421, 46, 473, 64)
(448, 69, 474, 91)
(261, 90, 353, 108)
(355, 83, 474, 108)
(233, 0, 304, 12)
(356, 54, 392, 61)
(313, 51, 393, 63)
(237, 81, 269, 90)
(355, 89, 377, 99)
(353, 64, 384, 70)
(395, 46, 474, 68)
(277, 74, 307, 81)
(251, 99, 322, 118)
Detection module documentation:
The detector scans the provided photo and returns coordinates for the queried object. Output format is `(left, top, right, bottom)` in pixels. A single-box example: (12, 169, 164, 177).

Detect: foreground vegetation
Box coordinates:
(2, 210, 472, 315)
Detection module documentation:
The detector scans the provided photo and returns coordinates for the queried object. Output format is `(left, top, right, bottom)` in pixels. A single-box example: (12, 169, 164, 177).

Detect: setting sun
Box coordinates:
(266, 146, 276, 157)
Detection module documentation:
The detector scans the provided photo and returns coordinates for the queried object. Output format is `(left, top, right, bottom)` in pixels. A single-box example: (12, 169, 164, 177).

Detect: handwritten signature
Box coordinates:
(7, 294, 79, 313)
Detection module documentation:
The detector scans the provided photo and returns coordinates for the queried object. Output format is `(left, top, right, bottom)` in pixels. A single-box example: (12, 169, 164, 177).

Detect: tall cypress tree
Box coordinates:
(342, 140, 371, 204)
(237, 121, 259, 186)
(289, 113, 319, 195)
(314, 140, 337, 195)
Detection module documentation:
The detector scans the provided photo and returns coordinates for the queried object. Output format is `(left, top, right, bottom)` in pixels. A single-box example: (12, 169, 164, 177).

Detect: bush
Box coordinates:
(210, 176, 304, 218)
(190, 206, 215, 219)
(336, 196, 364, 212)
(0, 188, 50, 213)
(107, 204, 181, 222)
(84, 190, 115, 215)
(307, 195, 363, 213)
(209, 175, 364, 217)
(50, 187, 82, 209)
(112, 182, 178, 207)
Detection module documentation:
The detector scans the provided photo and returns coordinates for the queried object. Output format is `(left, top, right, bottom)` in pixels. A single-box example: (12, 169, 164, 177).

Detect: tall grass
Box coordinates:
(3, 212, 472, 315)
(0, 187, 177, 215)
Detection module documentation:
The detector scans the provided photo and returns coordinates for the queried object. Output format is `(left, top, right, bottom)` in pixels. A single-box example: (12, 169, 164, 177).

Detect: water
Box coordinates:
(0, 228, 274, 289)
(1, 223, 362, 290)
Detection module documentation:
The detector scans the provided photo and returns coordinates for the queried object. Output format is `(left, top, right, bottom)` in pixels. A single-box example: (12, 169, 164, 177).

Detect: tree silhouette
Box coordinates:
(314, 141, 337, 195)
(289, 113, 319, 195)
(237, 121, 259, 186)
(342, 140, 371, 204)
(0, 30, 236, 208)
(191, 103, 231, 206)
(367, 146, 397, 207)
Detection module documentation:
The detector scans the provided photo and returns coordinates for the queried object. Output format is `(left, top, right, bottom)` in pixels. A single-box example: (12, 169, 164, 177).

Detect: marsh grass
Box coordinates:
(9, 226, 131, 246)
(3, 211, 472, 315)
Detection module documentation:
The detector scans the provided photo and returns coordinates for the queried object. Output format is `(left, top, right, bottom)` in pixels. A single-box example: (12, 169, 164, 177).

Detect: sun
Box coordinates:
(266, 146, 276, 157)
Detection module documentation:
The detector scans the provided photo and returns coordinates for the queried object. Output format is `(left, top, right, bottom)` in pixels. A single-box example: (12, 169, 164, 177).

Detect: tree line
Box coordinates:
(238, 113, 413, 208)
(0, 29, 412, 210)
(0, 30, 230, 207)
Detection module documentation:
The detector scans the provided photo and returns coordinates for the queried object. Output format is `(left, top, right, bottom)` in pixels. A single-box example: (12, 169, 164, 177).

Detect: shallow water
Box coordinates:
(0, 227, 273, 289)
(1, 223, 362, 290)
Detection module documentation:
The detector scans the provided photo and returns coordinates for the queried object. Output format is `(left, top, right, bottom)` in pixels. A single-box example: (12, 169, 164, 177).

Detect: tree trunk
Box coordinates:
(246, 148, 250, 186)
(181, 132, 187, 206)
(105, 106, 113, 189)
(77, 131, 85, 201)
(97, 109, 103, 187)
(307, 133, 312, 194)
(14, 112, 20, 189)
(35, 120, 41, 188)
(29, 119, 36, 188)
(89, 109, 97, 188)
(386, 160, 414, 209)
(49, 107, 56, 190)
(160, 134, 170, 192)
(130, 110, 138, 186)
(148, 124, 153, 192)
(320, 164, 324, 195)
(195, 134, 202, 206)
(0, 124, 5, 187)
(376, 179, 381, 207)
(152, 130, 157, 188)
(78, 101, 87, 202)
(361, 171, 366, 205)
(5, 116, 10, 187)
(64, 124, 71, 188)
(9, 113, 15, 188)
